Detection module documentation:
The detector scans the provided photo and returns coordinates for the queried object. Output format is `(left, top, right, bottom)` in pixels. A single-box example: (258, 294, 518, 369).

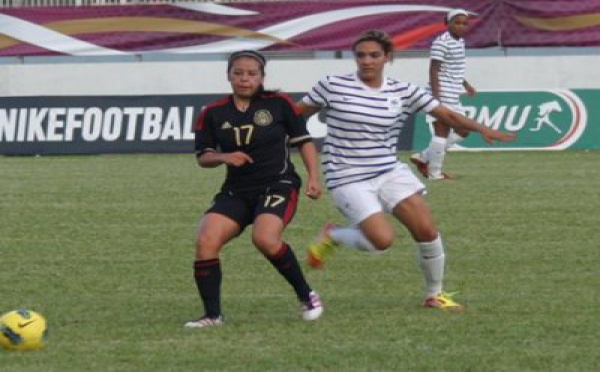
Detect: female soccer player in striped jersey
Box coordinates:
(297, 30, 514, 311)
(411, 8, 476, 179)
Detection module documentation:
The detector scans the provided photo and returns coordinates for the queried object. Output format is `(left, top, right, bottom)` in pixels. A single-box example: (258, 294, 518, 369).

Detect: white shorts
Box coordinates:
(330, 163, 425, 225)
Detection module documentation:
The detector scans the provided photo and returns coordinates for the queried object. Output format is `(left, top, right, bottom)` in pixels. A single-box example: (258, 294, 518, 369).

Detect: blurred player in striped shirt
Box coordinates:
(411, 8, 476, 179)
(297, 30, 513, 311)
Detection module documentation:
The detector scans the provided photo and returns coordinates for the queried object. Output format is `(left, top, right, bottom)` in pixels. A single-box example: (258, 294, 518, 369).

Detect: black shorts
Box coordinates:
(206, 184, 299, 231)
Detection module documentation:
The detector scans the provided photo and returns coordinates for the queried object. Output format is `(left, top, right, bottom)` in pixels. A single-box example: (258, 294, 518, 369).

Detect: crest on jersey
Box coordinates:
(253, 109, 273, 126)
(387, 96, 403, 113)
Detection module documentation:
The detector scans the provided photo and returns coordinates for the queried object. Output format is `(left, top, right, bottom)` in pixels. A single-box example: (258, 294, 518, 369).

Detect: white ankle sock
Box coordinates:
(425, 136, 447, 177)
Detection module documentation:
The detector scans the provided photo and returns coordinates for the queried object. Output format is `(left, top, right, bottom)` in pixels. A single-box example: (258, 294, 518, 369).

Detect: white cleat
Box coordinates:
(300, 291, 323, 321)
(184, 316, 224, 329)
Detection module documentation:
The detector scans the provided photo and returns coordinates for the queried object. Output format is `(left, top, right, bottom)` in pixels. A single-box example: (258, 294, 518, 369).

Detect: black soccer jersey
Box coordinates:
(195, 93, 312, 192)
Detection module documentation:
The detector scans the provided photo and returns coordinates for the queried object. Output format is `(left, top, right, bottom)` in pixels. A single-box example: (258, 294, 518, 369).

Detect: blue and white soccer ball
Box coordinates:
(0, 309, 48, 351)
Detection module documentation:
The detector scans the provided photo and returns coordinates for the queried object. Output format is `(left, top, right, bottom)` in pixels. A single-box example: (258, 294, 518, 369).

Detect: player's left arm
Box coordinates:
(297, 141, 322, 200)
(408, 84, 511, 143)
(430, 104, 515, 144)
(280, 95, 322, 199)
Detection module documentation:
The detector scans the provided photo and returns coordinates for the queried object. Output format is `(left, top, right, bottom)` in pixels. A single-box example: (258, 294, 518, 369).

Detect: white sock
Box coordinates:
(425, 136, 447, 178)
(329, 226, 379, 253)
(421, 146, 430, 163)
(417, 235, 445, 298)
(445, 131, 466, 150)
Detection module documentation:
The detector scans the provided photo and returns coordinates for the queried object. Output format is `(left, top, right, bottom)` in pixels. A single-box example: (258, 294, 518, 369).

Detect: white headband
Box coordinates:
(446, 9, 469, 22)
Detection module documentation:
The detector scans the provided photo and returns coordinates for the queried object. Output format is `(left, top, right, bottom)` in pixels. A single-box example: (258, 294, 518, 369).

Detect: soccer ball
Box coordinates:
(0, 309, 48, 351)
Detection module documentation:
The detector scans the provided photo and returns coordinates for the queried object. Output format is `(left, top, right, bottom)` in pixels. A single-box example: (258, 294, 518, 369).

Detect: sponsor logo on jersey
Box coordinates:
(221, 121, 232, 130)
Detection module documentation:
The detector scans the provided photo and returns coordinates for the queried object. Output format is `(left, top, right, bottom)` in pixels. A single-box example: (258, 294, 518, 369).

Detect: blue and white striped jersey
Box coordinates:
(430, 31, 466, 106)
(303, 72, 439, 189)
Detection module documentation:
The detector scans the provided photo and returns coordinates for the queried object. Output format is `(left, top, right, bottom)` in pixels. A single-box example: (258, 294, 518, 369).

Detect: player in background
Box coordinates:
(296, 30, 514, 311)
(411, 8, 476, 179)
(186, 50, 323, 328)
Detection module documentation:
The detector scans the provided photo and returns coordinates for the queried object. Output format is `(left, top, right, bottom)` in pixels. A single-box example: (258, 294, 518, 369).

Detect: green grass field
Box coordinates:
(1, 151, 598, 371)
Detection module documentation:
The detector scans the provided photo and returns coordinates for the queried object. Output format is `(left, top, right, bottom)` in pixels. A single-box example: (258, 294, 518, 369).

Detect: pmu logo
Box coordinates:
(459, 90, 587, 150)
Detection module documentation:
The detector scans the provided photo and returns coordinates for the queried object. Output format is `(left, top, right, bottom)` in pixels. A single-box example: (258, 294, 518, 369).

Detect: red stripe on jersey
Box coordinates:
(194, 96, 230, 131)
(282, 188, 299, 226)
(264, 93, 302, 116)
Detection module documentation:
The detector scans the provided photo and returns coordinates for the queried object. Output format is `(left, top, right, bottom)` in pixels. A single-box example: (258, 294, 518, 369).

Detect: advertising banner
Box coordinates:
(500, 0, 600, 48)
(0, 1, 494, 56)
(2, 89, 597, 156)
(1, 0, 600, 56)
(413, 89, 600, 151)
(0, 94, 209, 155)
(1, 93, 411, 155)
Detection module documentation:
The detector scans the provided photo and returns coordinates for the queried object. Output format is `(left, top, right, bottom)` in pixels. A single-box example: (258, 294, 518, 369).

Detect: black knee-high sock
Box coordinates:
(193, 259, 222, 318)
(267, 243, 312, 302)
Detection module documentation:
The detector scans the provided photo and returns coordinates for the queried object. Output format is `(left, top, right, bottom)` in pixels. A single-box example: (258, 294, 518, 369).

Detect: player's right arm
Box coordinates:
(296, 76, 331, 118)
(198, 150, 253, 168)
(195, 105, 253, 168)
(429, 59, 442, 100)
(429, 36, 447, 100)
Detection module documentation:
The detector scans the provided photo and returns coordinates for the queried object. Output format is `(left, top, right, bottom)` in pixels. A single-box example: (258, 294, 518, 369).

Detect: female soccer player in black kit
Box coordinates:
(185, 50, 323, 328)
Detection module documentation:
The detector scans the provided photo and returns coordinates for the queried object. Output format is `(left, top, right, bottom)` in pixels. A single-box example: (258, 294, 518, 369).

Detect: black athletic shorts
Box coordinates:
(206, 183, 299, 231)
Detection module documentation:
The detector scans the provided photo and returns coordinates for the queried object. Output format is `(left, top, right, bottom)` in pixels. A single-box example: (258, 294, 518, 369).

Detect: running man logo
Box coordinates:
(435, 90, 588, 150)
(531, 100, 563, 134)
